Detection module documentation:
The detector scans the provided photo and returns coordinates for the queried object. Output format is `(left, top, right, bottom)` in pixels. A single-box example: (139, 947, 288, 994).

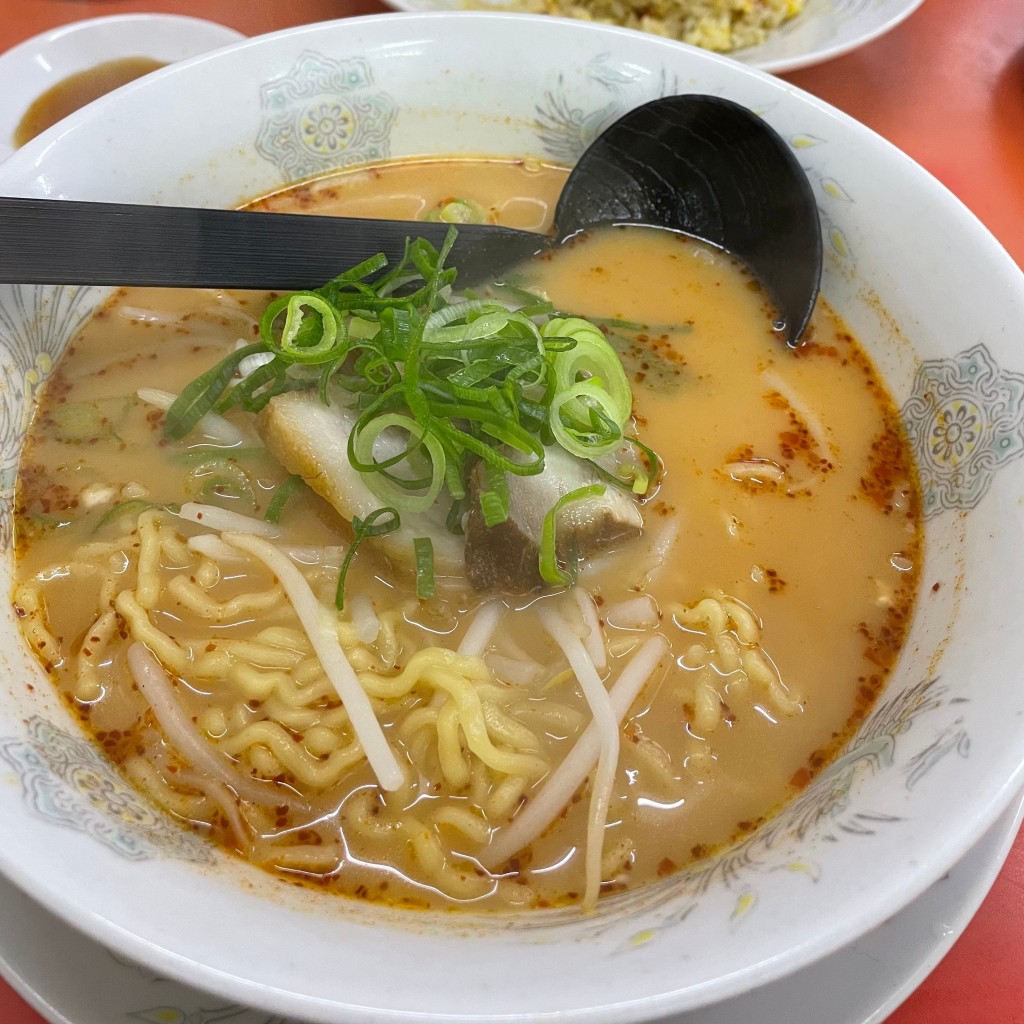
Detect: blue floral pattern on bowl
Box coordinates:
(0, 716, 213, 864)
(534, 55, 682, 162)
(0, 285, 105, 548)
(255, 51, 397, 181)
(902, 343, 1024, 517)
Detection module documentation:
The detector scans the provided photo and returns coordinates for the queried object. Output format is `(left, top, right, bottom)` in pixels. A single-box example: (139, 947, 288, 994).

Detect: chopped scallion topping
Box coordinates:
(165, 342, 265, 440)
(166, 228, 659, 594)
(264, 474, 306, 525)
(335, 507, 400, 609)
(94, 499, 172, 532)
(539, 484, 606, 586)
(413, 537, 435, 599)
(262, 293, 347, 365)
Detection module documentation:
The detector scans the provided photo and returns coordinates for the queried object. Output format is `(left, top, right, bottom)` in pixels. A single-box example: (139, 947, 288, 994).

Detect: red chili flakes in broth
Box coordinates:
(859, 599, 914, 677)
(860, 425, 914, 513)
(644, 332, 688, 364)
(32, 481, 77, 516)
(778, 411, 833, 475)
(723, 443, 784, 493)
(39, 373, 73, 406)
(790, 337, 840, 361)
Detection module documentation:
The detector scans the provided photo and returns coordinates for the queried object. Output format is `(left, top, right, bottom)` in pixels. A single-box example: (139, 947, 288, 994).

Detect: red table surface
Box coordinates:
(1, 0, 1022, 1022)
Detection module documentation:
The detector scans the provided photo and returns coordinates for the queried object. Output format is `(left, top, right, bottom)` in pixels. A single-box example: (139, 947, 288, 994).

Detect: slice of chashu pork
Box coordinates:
(258, 389, 643, 591)
(257, 390, 463, 577)
(462, 447, 642, 592)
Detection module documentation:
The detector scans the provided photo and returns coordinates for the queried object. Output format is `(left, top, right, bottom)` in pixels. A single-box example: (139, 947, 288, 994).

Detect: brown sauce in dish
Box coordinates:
(13, 57, 165, 147)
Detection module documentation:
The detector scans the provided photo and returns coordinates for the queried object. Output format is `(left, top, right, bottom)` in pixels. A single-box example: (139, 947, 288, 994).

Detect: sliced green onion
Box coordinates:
(424, 299, 493, 333)
(549, 381, 626, 458)
(165, 342, 266, 440)
(593, 315, 694, 335)
(348, 316, 381, 340)
(623, 435, 662, 495)
(220, 359, 284, 413)
(442, 447, 467, 501)
(413, 537, 435, 598)
(94, 499, 166, 532)
(543, 316, 632, 429)
(424, 197, 488, 224)
(446, 496, 468, 536)
(478, 490, 508, 528)
(486, 282, 554, 316)
(49, 397, 129, 443)
(538, 484, 606, 587)
(478, 460, 510, 527)
(587, 435, 659, 496)
(350, 413, 446, 514)
(262, 294, 347, 365)
(184, 459, 257, 512)
(335, 507, 400, 610)
(264, 474, 305, 525)
(166, 227, 661, 594)
(174, 446, 270, 464)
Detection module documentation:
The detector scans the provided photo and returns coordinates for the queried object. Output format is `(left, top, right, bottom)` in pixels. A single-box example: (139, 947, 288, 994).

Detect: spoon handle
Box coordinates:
(0, 197, 547, 289)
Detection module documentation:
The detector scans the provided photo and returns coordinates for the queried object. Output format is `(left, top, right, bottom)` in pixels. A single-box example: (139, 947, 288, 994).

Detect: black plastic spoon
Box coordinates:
(554, 95, 822, 344)
(0, 94, 821, 343)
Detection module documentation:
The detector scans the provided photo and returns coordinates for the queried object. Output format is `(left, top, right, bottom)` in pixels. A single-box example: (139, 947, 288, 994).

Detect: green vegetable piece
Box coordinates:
(165, 342, 266, 440)
(264, 474, 306, 525)
(335, 507, 401, 610)
(184, 458, 257, 512)
(263, 293, 348, 365)
(424, 197, 488, 224)
(49, 396, 130, 444)
(538, 483, 606, 587)
(413, 536, 435, 598)
(94, 499, 157, 532)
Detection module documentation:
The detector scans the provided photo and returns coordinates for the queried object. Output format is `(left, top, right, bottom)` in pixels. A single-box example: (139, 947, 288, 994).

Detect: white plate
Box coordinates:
(378, 0, 926, 73)
(737, 0, 926, 73)
(2, 790, 1020, 1024)
(0, 14, 245, 162)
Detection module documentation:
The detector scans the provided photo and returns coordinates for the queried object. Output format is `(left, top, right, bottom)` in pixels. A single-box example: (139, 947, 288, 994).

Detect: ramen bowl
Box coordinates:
(0, 12, 1022, 1023)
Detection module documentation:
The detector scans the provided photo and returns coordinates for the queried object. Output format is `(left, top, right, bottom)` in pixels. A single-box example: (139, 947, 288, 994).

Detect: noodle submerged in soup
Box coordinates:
(13, 158, 921, 911)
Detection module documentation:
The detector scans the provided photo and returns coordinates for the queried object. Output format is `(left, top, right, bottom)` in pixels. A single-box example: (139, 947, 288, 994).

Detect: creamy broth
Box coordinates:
(13, 158, 921, 910)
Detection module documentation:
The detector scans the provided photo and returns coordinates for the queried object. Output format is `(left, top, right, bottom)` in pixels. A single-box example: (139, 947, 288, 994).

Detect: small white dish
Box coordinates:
(379, 0, 926, 74)
(2, 790, 1020, 1024)
(0, 14, 245, 163)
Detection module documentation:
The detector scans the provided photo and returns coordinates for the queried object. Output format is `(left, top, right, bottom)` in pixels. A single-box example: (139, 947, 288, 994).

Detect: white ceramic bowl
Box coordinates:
(0, 12, 1023, 1024)
(0, 14, 245, 162)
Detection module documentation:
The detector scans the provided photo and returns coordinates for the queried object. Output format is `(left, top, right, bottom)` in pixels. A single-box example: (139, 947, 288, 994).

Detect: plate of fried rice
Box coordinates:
(379, 0, 927, 73)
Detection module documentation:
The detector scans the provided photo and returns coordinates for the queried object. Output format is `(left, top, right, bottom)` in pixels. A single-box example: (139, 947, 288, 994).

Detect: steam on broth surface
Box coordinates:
(13, 158, 922, 911)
